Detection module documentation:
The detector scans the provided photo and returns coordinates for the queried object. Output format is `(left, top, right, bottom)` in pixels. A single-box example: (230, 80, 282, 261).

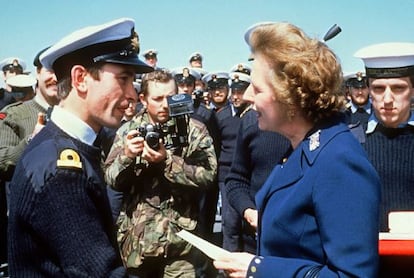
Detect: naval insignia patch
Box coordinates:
(57, 149, 82, 169)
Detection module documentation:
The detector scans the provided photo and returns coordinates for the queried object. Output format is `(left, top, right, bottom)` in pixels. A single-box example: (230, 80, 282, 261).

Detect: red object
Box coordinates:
(379, 240, 414, 256)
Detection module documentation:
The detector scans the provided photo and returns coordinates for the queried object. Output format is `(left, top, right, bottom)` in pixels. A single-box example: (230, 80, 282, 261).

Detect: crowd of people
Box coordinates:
(1, 17, 414, 277)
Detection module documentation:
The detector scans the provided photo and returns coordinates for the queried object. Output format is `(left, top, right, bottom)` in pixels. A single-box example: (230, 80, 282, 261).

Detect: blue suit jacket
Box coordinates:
(254, 120, 380, 277)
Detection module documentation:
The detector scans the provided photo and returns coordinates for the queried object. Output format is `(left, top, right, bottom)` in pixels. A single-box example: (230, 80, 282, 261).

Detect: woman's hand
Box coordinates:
(213, 252, 255, 278)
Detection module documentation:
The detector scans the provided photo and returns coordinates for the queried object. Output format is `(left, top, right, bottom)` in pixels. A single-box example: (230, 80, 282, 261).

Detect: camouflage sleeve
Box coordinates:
(164, 118, 217, 189)
(103, 124, 135, 191)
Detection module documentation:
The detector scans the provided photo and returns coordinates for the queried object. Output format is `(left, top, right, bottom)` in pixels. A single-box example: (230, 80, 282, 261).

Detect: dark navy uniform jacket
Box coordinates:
(252, 119, 380, 277)
(8, 121, 126, 277)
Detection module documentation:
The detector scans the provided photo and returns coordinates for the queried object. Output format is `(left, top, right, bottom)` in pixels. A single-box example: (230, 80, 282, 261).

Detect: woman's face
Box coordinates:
(243, 54, 289, 133)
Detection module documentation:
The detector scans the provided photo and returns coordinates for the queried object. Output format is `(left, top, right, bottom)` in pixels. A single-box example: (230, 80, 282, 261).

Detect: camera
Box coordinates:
(192, 89, 204, 108)
(137, 123, 163, 150)
(167, 93, 194, 148)
(135, 94, 194, 151)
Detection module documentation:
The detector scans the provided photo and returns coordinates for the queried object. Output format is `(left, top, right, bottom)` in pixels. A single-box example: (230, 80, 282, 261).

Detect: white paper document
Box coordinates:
(176, 229, 231, 260)
(379, 232, 414, 240)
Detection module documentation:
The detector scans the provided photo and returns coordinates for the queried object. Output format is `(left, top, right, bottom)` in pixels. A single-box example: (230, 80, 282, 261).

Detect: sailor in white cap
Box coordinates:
(355, 42, 414, 237)
(202, 71, 230, 111)
(229, 72, 251, 116)
(343, 71, 371, 129)
(171, 66, 201, 94)
(0, 57, 27, 109)
(0, 46, 59, 188)
(0, 57, 26, 79)
(189, 52, 203, 68)
(214, 68, 251, 253)
(142, 48, 158, 68)
(5, 74, 36, 102)
(191, 67, 208, 93)
(229, 63, 252, 76)
(7, 18, 153, 277)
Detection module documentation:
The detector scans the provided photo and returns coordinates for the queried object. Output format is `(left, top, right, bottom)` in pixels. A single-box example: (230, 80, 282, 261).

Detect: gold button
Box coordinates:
(251, 266, 256, 273)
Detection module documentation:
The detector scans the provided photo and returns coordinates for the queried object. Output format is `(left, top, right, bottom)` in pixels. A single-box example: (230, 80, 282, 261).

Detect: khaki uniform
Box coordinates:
(0, 100, 47, 179)
(104, 109, 217, 277)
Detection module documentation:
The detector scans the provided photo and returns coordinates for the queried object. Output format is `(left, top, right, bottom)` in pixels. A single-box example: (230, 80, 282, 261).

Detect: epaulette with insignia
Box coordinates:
(57, 149, 83, 170)
(2, 101, 24, 111)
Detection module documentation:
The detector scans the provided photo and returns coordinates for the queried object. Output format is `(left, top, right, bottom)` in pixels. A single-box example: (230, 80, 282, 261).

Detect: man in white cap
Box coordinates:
(343, 71, 372, 130)
(355, 42, 414, 236)
(7, 18, 153, 277)
(189, 52, 203, 68)
(0, 57, 26, 109)
(143, 48, 159, 69)
(215, 64, 252, 252)
(0, 48, 56, 272)
(202, 71, 230, 112)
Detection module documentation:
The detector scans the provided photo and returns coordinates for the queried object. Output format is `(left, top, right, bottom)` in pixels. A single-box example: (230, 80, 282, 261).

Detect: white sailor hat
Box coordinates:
(189, 52, 203, 63)
(143, 49, 158, 59)
(343, 71, 367, 88)
(230, 72, 251, 90)
(40, 18, 153, 80)
(0, 57, 26, 73)
(202, 71, 229, 89)
(171, 67, 201, 84)
(354, 42, 414, 78)
(191, 67, 208, 78)
(6, 74, 36, 99)
(6, 74, 36, 88)
(230, 63, 251, 76)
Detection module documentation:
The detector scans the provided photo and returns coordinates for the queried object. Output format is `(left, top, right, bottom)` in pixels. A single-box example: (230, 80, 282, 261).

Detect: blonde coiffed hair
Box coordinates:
(248, 22, 346, 123)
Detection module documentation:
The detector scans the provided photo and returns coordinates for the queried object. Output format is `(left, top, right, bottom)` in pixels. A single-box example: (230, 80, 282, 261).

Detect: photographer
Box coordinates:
(104, 69, 217, 277)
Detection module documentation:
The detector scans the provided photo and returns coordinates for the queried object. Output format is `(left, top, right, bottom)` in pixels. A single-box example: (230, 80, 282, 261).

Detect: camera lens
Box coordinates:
(145, 132, 160, 150)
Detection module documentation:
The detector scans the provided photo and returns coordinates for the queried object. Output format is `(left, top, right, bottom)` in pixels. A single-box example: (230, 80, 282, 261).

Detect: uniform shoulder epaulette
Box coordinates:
(2, 100, 24, 111)
(57, 148, 83, 170)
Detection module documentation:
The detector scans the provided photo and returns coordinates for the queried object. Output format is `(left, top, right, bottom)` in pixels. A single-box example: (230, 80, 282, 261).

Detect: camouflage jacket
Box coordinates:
(104, 110, 217, 264)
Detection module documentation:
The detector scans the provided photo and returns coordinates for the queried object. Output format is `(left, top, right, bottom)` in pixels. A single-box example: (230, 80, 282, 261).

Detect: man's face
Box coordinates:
(37, 67, 59, 106)
(140, 79, 176, 124)
(349, 85, 370, 107)
(208, 85, 229, 107)
(369, 77, 413, 128)
(145, 56, 157, 67)
(85, 63, 136, 131)
(177, 81, 195, 95)
(3, 67, 23, 91)
(230, 87, 248, 108)
(190, 60, 202, 68)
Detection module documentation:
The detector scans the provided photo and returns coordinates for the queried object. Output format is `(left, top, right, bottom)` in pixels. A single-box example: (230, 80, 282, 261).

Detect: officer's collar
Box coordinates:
(51, 106, 97, 146)
(366, 112, 414, 134)
(350, 101, 371, 114)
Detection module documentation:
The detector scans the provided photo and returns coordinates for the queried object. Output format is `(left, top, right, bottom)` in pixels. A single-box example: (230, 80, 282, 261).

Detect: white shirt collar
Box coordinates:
(34, 94, 50, 110)
(366, 112, 414, 134)
(350, 101, 371, 114)
(50, 106, 97, 146)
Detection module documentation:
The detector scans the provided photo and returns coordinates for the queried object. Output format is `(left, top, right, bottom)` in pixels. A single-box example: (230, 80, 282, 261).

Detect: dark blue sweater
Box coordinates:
(225, 109, 290, 217)
(8, 122, 126, 277)
(364, 124, 414, 232)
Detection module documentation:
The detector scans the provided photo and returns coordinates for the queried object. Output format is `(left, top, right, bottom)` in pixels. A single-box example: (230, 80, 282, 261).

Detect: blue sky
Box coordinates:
(1, 0, 414, 81)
